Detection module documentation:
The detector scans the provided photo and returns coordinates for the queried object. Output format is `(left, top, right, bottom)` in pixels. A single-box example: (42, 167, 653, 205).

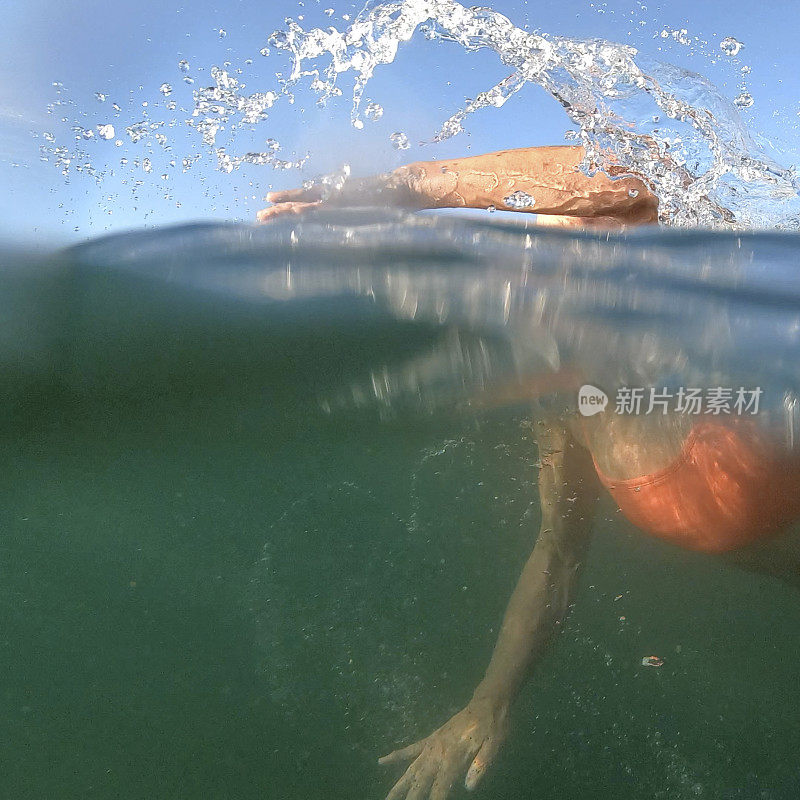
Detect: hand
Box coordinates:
(378, 698, 509, 800)
(256, 168, 422, 223)
(256, 185, 324, 222)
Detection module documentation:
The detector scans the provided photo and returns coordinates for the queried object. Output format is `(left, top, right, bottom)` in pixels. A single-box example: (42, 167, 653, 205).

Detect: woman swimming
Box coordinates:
(258, 146, 800, 800)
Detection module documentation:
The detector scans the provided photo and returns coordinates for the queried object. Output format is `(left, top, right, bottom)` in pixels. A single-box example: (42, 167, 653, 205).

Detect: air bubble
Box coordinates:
(734, 92, 754, 109)
(178, 59, 190, 73)
(159, 83, 173, 96)
(97, 124, 115, 140)
(628, 188, 639, 198)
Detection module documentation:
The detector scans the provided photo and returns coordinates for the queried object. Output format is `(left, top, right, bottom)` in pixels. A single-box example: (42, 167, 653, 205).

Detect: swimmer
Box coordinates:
(258, 146, 800, 800)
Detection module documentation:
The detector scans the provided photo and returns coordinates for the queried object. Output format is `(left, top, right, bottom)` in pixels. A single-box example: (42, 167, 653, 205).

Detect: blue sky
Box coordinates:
(2, 0, 800, 246)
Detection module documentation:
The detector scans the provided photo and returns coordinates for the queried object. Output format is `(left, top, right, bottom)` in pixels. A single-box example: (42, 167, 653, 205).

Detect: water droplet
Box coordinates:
(125, 121, 150, 143)
(97, 124, 115, 140)
(720, 36, 743, 57)
(487, 205, 496, 213)
(269, 30, 290, 49)
(389, 132, 410, 150)
(734, 92, 754, 109)
(112, 102, 121, 112)
(178, 59, 190, 73)
(365, 101, 384, 121)
(142, 157, 152, 173)
(628, 188, 639, 198)
(503, 190, 535, 209)
(218, 28, 227, 39)
(324, 7, 334, 15)
(159, 83, 173, 96)
(352, 118, 364, 129)
(95, 92, 106, 102)
(183, 77, 194, 85)
(260, 46, 271, 57)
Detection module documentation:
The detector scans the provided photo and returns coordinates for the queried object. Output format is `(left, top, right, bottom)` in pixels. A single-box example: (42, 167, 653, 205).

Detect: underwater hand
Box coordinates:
(378, 698, 509, 799)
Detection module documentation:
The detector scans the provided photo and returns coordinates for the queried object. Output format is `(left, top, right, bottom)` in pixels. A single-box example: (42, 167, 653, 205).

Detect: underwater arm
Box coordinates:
(378, 417, 599, 800)
(470, 419, 598, 710)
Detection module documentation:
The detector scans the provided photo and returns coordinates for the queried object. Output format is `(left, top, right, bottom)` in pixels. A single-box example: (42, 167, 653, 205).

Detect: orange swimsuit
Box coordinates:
(593, 421, 800, 553)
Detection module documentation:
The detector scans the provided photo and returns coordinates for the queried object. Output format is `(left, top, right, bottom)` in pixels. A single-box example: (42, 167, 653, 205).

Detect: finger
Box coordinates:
(379, 739, 427, 766)
(429, 763, 459, 800)
(266, 185, 323, 204)
(256, 202, 303, 221)
(256, 201, 321, 222)
(405, 763, 437, 800)
(385, 761, 418, 800)
(465, 736, 502, 791)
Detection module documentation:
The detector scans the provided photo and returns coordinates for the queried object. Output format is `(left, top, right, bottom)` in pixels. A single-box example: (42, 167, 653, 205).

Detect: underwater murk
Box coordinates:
(5, 1, 800, 799)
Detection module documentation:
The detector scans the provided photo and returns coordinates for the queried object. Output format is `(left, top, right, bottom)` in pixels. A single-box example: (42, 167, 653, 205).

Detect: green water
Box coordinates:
(3, 349, 800, 799)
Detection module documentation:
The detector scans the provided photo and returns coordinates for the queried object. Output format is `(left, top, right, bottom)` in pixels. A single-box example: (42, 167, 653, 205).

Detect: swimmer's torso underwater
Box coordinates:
(5, 1, 800, 799)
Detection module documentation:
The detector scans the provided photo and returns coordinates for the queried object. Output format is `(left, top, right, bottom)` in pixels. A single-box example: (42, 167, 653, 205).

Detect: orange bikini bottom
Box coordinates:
(592, 421, 800, 553)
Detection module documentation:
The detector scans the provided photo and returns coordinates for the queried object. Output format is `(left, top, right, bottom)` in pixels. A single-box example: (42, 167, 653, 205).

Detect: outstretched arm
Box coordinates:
(378, 417, 600, 800)
(258, 145, 658, 226)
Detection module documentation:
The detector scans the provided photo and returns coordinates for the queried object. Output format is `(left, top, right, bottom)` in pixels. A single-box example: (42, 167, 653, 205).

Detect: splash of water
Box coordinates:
(263, 0, 799, 228)
(37, 0, 800, 229)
